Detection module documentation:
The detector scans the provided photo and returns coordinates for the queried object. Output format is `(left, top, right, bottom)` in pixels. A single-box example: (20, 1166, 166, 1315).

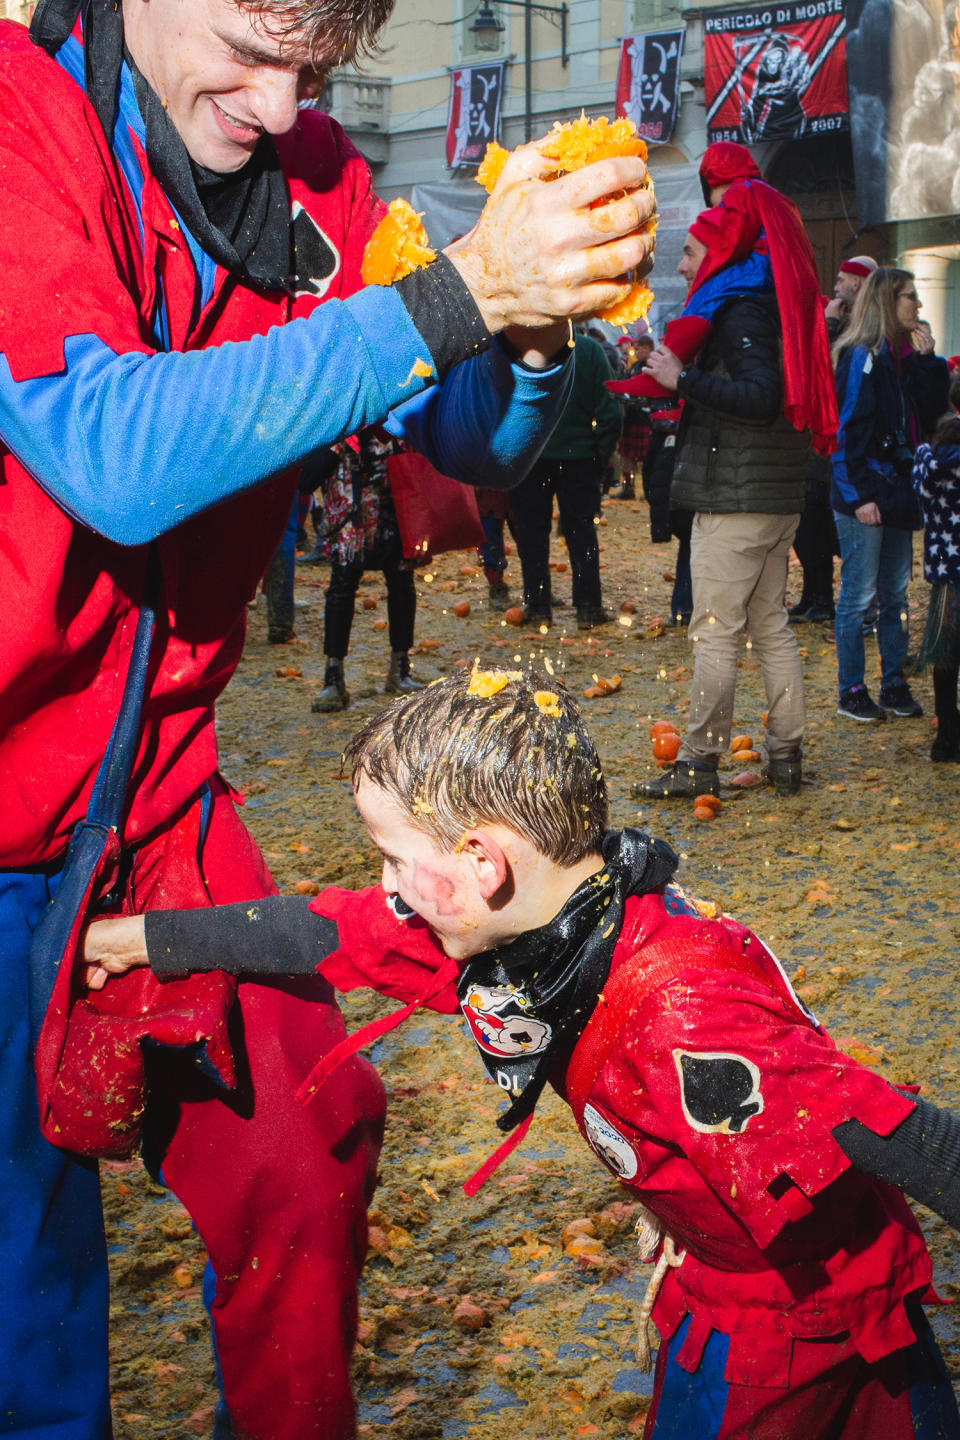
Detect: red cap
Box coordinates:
(839, 259, 874, 278)
(688, 205, 725, 249)
(699, 141, 761, 191)
(948, 356, 960, 373)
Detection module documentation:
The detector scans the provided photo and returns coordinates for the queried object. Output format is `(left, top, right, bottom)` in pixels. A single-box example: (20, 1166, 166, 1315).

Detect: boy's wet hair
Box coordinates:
(344, 668, 608, 865)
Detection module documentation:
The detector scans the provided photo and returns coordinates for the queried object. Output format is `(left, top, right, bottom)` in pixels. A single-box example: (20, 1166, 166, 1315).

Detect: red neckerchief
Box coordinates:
(690, 179, 837, 457)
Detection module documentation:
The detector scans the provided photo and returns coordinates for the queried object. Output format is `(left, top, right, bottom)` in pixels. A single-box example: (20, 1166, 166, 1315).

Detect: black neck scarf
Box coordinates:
(457, 828, 678, 1135)
(31, 0, 291, 292)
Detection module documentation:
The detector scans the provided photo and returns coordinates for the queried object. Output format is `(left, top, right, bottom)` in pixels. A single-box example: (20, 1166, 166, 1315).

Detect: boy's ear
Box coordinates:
(460, 830, 510, 901)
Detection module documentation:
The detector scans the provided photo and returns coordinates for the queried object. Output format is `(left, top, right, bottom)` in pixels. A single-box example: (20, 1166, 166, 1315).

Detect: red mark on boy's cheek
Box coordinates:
(412, 863, 462, 918)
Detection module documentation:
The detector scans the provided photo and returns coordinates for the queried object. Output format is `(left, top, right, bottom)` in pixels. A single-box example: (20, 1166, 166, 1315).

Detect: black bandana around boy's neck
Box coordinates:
(457, 828, 678, 1136)
(31, 0, 291, 292)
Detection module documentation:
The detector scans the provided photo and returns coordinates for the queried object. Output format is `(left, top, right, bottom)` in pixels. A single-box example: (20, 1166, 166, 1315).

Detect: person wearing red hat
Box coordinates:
(827, 257, 880, 336)
(638, 195, 814, 799)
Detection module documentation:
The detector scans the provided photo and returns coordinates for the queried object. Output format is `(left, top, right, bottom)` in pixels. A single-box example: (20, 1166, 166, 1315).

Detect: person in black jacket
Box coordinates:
(639, 210, 809, 798)
(831, 269, 950, 722)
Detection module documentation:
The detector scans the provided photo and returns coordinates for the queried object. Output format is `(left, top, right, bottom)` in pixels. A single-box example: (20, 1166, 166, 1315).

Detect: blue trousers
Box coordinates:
(264, 499, 299, 641)
(834, 512, 914, 694)
(648, 1309, 959, 1439)
(0, 870, 111, 1438)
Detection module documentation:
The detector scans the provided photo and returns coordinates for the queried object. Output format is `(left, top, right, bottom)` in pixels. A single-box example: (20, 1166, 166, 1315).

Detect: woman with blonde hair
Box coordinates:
(830, 268, 949, 722)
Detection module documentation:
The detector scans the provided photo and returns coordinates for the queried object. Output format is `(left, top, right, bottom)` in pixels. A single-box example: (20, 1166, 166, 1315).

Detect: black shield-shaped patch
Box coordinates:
(673, 1049, 763, 1135)
(290, 202, 339, 298)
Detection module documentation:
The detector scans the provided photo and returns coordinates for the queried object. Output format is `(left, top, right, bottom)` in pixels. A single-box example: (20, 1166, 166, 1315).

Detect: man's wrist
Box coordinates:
(502, 321, 573, 370)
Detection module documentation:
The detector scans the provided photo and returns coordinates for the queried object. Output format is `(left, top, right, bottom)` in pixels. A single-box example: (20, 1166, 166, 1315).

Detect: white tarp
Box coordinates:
(411, 162, 703, 339)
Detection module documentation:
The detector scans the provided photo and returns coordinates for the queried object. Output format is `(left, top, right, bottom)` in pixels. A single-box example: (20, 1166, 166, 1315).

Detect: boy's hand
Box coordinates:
(82, 915, 149, 990)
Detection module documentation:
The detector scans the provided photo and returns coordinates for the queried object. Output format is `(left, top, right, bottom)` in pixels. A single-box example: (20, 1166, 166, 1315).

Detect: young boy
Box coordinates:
(84, 669, 960, 1439)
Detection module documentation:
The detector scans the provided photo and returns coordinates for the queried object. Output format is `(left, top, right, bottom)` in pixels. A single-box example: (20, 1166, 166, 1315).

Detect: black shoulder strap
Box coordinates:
(30, 0, 123, 141)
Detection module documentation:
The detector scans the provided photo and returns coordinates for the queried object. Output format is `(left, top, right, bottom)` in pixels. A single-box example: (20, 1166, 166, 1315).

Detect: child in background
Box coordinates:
(84, 672, 960, 1439)
(913, 414, 960, 762)
(311, 431, 424, 713)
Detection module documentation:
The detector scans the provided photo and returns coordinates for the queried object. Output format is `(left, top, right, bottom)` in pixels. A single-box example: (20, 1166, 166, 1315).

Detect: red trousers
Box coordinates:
(132, 782, 386, 1440)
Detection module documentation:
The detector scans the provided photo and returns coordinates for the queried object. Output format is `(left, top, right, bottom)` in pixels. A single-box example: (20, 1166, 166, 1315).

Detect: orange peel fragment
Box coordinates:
(361, 198, 436, 286)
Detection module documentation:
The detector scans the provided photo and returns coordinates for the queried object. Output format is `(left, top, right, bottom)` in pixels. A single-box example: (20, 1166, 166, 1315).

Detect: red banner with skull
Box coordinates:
(704, 0, 848, 145)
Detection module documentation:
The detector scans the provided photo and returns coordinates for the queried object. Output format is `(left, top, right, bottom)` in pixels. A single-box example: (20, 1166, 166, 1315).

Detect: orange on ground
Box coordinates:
(620, 599, 638, 614)
(504, 607, 525, 627)
(652, 732, 681, 762)
(362, 596, 378, 610)
(650, 720, 678, 739)
(730, 734, 753, 752)
(695, 794, 722, 813)
(693, 803, 717, 821)
(453, 601, 471, 617)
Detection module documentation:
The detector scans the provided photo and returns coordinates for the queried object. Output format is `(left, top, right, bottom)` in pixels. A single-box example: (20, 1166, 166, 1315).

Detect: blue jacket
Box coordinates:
(831, 343, 949, 529)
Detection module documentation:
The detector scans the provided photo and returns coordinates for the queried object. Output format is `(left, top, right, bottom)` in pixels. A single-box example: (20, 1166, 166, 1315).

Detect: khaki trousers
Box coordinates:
(678, 512, 805, 764)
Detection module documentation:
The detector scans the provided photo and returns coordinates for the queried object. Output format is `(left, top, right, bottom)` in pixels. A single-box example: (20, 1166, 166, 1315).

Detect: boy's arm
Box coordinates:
(82, 898, 337, 988)
(835, 1101, 960, 1231)
(83, 885, 460, 1012)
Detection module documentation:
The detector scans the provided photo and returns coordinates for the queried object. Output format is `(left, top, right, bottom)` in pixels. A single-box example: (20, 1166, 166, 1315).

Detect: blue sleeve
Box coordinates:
(0, 286, 559, 545)
(831, 348, 880, 510)
(384, 337, 572, 490)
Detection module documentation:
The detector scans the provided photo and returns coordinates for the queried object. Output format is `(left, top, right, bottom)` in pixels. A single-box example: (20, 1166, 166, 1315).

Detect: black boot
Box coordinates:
(296, 542, 326, 567)
(763, 749, 803, 795)
(311, 658, 349, 713)
(634, 760, 719, 800)
(385, 651, 424, 695)
(931, 713, 960, 762)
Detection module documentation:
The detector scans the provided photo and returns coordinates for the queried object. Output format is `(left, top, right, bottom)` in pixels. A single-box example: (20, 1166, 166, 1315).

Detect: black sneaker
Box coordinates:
(523, 607, 552, 628)
(837, 685, 885, 722)
(634, 761, 719, 800)
(878, 682, 923, 718)
(763, 749, 803, 795)
(576, 606, 612, 630)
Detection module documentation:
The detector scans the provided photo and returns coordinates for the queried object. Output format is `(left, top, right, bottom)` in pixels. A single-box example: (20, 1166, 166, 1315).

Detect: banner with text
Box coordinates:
(704, 0, 848, 145)
(446, 62, 505, 168)
(616, 30, 685, 144)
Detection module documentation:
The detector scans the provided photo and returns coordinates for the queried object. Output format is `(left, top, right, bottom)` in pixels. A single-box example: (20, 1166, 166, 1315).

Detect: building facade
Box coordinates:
(326, 0, 960, 350)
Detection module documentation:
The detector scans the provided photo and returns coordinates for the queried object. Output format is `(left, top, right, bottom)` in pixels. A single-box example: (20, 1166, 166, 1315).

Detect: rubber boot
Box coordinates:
(311, 658, 349, 713)
(763, 748, 803, 795)
(385, 651, 424, 695)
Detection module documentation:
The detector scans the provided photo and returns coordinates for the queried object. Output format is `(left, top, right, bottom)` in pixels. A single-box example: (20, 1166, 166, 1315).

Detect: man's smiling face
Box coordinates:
(124, 0, 329, 172)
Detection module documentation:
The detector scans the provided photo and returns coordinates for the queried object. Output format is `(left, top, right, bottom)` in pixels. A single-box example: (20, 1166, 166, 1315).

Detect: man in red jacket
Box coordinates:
(0, 0, 656, 1434)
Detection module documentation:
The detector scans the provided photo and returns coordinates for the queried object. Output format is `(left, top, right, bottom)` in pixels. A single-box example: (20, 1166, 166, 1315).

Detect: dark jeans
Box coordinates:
(793, 494, 838, 608)
(510, 455, 603, 613)
(671, 508, 693, 620)
(833, 512, 913, 693)
(324, 558, 416, 658)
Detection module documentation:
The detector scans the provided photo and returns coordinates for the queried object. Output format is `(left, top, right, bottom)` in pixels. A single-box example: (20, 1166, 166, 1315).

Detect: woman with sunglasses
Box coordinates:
(831, 269, 949, 722)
